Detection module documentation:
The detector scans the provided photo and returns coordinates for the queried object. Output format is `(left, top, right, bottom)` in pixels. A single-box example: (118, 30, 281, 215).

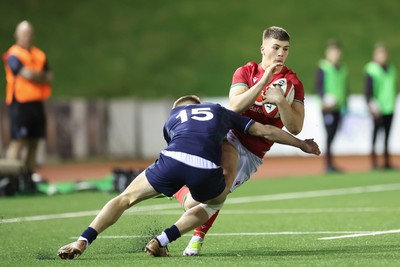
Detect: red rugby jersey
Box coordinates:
(230, 61, 305, 158)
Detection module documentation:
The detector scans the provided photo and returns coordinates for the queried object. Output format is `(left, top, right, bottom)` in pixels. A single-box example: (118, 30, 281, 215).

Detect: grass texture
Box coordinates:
(1, 169, 399, 266)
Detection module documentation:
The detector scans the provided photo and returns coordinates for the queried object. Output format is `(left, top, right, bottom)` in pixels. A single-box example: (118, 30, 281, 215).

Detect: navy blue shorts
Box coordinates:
(145, 153, 226, 203)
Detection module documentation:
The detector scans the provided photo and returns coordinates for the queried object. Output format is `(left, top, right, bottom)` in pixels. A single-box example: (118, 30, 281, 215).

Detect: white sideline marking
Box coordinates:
(225, 183, 400, 204)
(1, 183, 400, 224)
(318, 229, 400, 240)
(134, 207, 400, 215)
(0, 203, 180, 224)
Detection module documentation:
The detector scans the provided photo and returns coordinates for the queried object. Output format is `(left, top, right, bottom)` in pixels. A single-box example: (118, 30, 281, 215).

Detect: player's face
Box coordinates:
(261, 38, 290, 67)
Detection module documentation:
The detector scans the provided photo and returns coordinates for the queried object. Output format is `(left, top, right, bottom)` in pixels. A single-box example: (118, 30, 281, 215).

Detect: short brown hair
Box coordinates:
(374, 41, 387, 50)
(172, 95, 201, 108)
(263, 26, 290, 42)
(326, 39, 342, 50)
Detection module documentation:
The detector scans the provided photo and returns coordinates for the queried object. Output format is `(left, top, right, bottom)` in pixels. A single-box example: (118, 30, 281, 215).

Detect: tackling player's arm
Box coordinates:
(248, 121, 319, 155)
(229, 63, 282, 113)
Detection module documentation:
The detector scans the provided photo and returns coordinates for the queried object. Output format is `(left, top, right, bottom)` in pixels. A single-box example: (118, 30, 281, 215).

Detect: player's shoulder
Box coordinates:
(202, 102, 224, 111)
(207, 102, 232, 113)
(282, 66, 303, 86)
(202, 102, 221, 107)
(235, 61, 258, 72)
(242, 61, 259, 70)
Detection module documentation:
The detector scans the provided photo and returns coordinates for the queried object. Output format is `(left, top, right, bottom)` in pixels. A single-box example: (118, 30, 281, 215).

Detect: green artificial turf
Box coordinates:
(1, 169, 399, 266)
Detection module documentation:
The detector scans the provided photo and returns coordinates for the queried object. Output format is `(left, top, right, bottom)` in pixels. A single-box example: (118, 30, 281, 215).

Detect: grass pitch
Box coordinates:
(1, 169, 399, 266)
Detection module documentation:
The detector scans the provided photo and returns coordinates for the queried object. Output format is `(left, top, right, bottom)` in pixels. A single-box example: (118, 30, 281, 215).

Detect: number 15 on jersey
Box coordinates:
(176, 107, 214, 123)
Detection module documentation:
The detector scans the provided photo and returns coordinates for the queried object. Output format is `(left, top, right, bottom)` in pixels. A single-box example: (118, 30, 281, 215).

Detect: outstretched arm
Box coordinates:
(248, 122, 320, 155)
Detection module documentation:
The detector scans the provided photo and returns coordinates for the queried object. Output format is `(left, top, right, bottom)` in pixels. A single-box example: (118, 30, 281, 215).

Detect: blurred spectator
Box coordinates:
(316, 39, 348, 173)
(2, 20, 53, 180)
(364, 42, 397, 169)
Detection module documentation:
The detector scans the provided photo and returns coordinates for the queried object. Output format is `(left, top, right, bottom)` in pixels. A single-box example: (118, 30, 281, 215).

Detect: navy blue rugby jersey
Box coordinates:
(163, 103, 255, 165)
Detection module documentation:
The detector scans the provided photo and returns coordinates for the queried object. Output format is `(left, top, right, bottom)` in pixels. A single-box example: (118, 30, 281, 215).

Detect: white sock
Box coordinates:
(156, 232, 169, 247)
(77, 236, 90, 248)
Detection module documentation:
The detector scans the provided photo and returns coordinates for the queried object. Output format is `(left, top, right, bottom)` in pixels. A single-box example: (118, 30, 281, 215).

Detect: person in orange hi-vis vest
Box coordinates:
(2, 20, 53, 186)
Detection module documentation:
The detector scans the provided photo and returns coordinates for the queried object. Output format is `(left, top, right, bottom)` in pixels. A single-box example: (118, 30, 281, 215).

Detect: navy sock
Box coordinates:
(163, 225, 181, 243)
(81, 227, 98, 245)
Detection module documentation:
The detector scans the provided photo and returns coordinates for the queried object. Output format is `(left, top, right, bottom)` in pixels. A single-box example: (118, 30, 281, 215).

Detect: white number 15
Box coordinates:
(176, 107, 214, 123)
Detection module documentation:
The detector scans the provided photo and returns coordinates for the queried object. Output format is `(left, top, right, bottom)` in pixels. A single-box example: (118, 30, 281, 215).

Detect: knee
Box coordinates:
(115, 193, 135, 209)
(198, 203, 224, 218)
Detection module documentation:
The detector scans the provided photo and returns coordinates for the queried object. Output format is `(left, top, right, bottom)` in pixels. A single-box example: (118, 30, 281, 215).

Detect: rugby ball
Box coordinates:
(261, 78, 295, 118)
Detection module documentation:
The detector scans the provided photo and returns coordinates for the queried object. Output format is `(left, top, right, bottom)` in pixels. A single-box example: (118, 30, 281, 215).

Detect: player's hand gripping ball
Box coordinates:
(261, 78, 295, 118)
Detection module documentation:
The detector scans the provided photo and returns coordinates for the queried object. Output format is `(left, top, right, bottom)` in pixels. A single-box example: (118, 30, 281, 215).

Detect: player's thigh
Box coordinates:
(205, 186, 229, 205)
(121, 170, 159, 204)
(229, 142, 263, 192)
(221, 141, 238, 189)
(182, 192, 200, 210)
(187, 166, 226, 204)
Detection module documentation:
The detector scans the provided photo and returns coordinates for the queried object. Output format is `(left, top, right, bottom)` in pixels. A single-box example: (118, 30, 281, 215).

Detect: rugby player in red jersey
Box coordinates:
(175, 26, 306, 256)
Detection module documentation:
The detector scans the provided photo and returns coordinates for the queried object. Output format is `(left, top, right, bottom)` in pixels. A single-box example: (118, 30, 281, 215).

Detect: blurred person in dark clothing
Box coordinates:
(2, 20, 53, 184)
(316, 39, 348, 173)
(364, 42, 397, 169)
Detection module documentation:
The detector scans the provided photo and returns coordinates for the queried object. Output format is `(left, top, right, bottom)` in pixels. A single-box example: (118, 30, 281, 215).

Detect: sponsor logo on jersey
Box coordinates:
(249, 105, 264, 114)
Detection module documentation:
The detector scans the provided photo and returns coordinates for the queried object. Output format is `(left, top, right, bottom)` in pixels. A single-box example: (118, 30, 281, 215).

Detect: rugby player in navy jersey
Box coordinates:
(57, 95, 320, 259)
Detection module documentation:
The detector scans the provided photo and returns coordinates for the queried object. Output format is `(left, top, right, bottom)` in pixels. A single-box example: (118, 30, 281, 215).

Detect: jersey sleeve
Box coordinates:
(289, 74, 305, 104)
(294, 81, 305, 103)
(231, 66, 250, 88)
(163, 125, 171, 144)
(225, 108, 255, 134)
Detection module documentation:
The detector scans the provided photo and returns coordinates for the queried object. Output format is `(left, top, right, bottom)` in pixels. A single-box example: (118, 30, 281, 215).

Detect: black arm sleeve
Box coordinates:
(364, 74, 373, 102)
(316, 68, 324, 97)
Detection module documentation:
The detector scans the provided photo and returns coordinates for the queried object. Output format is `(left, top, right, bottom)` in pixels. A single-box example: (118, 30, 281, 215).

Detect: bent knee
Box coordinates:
(199, 203, 224, 218)
(116, 193, 136, 208)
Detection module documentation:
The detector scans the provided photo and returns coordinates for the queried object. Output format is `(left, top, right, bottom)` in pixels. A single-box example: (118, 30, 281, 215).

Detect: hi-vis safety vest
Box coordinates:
(365, 61, 397, 115)
(3, 44, 51, 105)
(319, 59, 348, 109)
